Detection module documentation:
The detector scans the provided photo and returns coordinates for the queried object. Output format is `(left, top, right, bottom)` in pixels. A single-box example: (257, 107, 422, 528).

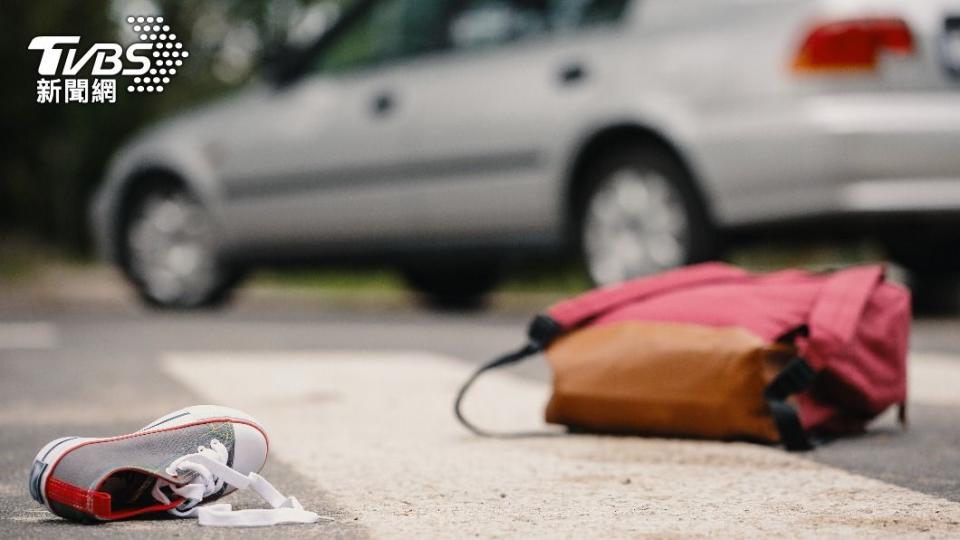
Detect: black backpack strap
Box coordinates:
(453, 342, 541, 436)
(764, 356, 817, 451)
(454, 315, 563, 437)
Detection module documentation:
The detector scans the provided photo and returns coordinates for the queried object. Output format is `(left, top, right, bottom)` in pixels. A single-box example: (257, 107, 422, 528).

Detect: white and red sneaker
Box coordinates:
(29, 405, 322, 526)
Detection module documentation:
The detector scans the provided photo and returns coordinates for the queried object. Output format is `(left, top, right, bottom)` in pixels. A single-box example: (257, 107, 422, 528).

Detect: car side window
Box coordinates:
(311, 0, 629, 71)
(549, 0, 631, 31)
(445, 0, 628, 51)
(314, 0, 453, 73)
(448, 0, 549, 51)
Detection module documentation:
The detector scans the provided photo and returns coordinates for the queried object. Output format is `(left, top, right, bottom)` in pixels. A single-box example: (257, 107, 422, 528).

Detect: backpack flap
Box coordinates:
(800, 265, 910, 430)
(805, 265, 885, 370)
(543, 262, 750, 332)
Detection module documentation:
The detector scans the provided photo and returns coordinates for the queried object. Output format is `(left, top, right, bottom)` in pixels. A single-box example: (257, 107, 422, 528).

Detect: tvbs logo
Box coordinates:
(28, 15, 188, 104)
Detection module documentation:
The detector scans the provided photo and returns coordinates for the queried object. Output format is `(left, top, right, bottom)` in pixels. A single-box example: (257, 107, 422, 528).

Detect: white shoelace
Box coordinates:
(151, 439, 331, 527)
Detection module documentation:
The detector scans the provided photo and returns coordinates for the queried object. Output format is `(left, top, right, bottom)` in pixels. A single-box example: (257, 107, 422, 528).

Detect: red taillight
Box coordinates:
(792, 17, 914, 73)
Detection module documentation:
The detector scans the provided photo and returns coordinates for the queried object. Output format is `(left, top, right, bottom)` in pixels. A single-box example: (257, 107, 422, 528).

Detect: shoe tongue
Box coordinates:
(132, 476, 156, 501)
(157, 458, 195, 484)
(157, 468, 184, 483)
(100, 470, 174, 509)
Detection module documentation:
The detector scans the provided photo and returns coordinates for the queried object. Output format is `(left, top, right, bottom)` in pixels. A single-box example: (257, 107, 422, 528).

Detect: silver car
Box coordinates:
(92, 0, 960, 308)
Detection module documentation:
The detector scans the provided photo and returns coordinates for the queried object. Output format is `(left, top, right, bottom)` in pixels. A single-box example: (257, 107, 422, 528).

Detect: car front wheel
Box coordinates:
(121, 181, 240, 309)
(577, 144, 715, 285)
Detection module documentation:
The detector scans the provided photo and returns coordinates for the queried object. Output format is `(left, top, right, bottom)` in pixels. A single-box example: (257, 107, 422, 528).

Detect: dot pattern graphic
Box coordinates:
(124, 15, 186, 94)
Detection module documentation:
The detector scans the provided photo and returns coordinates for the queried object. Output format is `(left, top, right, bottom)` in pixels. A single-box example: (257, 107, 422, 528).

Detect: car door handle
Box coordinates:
(558, 62, 588, 85)
(371, 91, 395, 117)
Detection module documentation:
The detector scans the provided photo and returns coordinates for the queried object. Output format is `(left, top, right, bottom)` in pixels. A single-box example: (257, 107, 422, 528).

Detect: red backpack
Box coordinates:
(455, 263, 911, 450)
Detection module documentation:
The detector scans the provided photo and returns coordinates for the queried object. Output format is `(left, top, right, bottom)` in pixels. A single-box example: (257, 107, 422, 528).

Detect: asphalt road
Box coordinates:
(1, 292, 959, 537)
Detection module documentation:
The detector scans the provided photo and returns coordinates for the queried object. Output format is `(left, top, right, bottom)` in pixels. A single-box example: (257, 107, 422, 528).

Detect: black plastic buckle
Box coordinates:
(527, 314, 563, 348)
(764, 356, 816, 400)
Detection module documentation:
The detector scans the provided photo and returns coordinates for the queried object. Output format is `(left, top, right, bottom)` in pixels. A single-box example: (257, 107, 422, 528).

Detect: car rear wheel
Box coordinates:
(121, 182, 240, 309)
(885, 236, 960, 314)
(402, 262, 500, 310)
(577, 144, 715, 285)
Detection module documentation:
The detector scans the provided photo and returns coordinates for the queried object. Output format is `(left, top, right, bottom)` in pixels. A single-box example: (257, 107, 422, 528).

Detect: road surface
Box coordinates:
(1, 290, 959, 537)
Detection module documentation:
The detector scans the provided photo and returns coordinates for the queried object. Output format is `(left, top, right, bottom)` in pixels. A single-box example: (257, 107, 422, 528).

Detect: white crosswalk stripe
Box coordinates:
(0, 323, 58, 350)
(164, 351, 960, 538)
(910, 353, 960, 406)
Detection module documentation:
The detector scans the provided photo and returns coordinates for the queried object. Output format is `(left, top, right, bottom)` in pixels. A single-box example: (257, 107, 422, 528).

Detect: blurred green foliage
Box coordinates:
(0, 0, 332, 254)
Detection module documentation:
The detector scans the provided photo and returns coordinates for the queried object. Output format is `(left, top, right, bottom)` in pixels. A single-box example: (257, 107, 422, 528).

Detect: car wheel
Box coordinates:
(885, 235, 960, 275)
(903, 273, 960, 315)
(885, 236, 960, 314)
(121, 181, 240, 309)
(402, 263, 500, 310)
(576, 144, 715, 285)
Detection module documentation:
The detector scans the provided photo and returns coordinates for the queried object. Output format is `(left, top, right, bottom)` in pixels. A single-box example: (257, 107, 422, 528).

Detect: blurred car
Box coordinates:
(92, 0, 960, 308)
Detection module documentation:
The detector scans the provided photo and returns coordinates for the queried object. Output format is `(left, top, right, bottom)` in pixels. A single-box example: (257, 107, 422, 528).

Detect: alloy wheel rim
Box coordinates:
(583, 169, 690, 285)
(126, 192, 219, 305)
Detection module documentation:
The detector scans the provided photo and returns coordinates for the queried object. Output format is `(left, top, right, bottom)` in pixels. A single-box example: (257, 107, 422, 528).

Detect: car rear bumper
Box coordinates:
(840, 178, 960, 213)
(812, 94, 960, 195)
(705, 92, 960, 225)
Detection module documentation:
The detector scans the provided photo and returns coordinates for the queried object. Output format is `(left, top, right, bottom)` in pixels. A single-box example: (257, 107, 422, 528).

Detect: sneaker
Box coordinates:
(29, 405, 321, 526)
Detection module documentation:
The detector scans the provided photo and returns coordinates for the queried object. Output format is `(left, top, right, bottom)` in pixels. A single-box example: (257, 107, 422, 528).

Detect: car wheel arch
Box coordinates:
(562, 123, 716, 246)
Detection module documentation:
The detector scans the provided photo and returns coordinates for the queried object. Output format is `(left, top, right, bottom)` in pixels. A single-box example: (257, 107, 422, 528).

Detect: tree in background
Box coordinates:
(0, 0, 338, 254)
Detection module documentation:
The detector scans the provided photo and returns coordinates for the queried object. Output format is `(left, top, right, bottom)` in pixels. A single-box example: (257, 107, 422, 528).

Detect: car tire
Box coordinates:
(575, 143, 716, 285)
(402, 262, 500, 310)
(120, 180, 241, 310)
(885, 236, 960, 314)
(884, 235, 960, 275)
(903, 272, 960, 315)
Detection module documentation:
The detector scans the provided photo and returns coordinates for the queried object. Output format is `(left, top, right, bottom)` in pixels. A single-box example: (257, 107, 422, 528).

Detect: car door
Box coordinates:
(397, 0, 629, 243)
(216, 0, 442, 254)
